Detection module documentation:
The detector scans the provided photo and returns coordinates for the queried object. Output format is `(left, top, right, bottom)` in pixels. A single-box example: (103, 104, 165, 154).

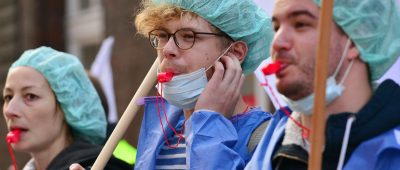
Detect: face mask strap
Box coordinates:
(205, 43, 234, 71)
(333, 39, 352, 77)
(339, 59, 355, 85)
(333, 38, 355, 85)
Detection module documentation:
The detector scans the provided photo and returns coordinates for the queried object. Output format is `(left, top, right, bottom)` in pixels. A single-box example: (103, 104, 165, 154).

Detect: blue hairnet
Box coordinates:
(10, 46, 107, 144)
(314, 0, 400, 81)
(153, 0, 274, 75)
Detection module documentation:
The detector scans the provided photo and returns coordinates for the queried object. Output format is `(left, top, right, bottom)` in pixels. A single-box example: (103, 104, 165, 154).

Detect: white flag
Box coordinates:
(90, 36, 118, 123)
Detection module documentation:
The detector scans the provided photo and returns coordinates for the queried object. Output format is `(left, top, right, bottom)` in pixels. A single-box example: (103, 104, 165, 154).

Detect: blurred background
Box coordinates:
(0, 0, 272, 168)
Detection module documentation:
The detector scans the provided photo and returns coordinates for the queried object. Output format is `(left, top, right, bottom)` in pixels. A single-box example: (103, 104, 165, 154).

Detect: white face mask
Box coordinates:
(157, 44, 233, 109)
(283, 39, 354, 115)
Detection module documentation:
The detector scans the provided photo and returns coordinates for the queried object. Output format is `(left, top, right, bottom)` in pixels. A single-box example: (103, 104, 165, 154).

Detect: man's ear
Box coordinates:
(347, 40, 360, 60)
(230, 41, 248, 64)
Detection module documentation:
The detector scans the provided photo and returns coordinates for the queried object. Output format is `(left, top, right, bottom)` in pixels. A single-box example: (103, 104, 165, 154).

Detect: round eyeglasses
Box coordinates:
(148, 28, 225, 50)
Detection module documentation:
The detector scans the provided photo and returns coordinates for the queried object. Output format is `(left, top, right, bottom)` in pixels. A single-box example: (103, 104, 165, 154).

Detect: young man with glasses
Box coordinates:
(132, 0, 273, 169)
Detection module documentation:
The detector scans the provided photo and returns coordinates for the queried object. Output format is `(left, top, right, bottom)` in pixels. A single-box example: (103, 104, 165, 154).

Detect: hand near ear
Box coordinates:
(195, 54, 245, 118)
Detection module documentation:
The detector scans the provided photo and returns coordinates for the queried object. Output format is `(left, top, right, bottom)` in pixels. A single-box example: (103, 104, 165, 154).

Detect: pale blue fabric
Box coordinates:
(344, 126, 400, 170)
(313, 0, 400, 80)
(135, 97, 271, 169)
(244, 108, 289, 170)
(152, 0, 274, 75)
(10, 46, 107, 144)
(135, 97, 183, 169)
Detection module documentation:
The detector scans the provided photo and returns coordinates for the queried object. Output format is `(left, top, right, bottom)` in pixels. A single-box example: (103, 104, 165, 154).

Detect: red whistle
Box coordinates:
(6, 129, 21, 143)
(262, 61, 282, 75)
(157, 72, 174, 83)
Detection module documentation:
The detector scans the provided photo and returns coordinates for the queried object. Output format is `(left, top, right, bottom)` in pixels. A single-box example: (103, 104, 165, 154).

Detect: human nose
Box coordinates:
(3, 97, 21, 119)
(162, 35, 179, 59)
(271, 26, 292, 55)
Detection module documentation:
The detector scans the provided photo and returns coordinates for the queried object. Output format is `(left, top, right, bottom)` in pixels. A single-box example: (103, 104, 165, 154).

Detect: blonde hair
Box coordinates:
(134, 1, 232, 46)
(135, 1, 197, 36)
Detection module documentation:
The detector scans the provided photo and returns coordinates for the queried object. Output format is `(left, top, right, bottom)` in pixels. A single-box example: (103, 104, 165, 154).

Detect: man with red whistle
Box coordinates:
(69, 0, 274, 169)
(246, 0, 400, 169)
(129, 0, 274, 169)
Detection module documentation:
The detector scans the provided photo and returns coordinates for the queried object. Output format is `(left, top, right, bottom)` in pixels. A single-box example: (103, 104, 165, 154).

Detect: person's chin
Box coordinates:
(276, 79, 305, 98)
(12, 134, 31, 151)
(12, 142, 29, 152)
(276, 81, 290, 96)
(276, 75, 293, 91)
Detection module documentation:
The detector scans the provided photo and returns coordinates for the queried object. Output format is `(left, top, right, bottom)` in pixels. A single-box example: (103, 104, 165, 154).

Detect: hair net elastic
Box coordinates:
(314, 0, 400, 81)
(153, 0, 274, 75)
(10, 46, 107, 144)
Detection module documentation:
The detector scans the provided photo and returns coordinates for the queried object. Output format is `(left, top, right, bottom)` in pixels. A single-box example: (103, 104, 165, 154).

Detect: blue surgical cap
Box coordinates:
(314, 0, 400, 81)
(10, 46, 107, 144)
(153, 0, 274, 75)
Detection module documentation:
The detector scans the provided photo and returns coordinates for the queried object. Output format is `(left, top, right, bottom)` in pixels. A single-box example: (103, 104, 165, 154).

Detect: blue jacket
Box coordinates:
(135, 97, 271, 169)
(246, 79, 400, 170)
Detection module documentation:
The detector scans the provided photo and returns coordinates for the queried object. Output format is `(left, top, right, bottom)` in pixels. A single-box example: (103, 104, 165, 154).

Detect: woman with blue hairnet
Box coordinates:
(246, 0, 400, 169)
(3, 46, 132, 170)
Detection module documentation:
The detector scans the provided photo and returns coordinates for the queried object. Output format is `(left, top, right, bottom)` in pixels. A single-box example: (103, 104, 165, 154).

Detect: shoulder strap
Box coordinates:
(247, 120, 270, 154)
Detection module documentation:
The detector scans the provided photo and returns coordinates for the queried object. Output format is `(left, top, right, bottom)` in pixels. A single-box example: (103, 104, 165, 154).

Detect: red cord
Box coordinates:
(156, 82, 186, 148)
(243, 105, 250, 113)
(261, 76, 310, 139)
(7, 142, 18, 170)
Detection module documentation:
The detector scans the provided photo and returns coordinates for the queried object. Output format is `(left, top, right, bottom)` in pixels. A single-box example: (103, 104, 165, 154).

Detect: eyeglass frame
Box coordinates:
(148, 28, 232, 50)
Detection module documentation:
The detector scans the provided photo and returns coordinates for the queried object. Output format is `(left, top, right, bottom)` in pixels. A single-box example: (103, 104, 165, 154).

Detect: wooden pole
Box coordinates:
(308, 0, 334, 169)
(91, 58, 159, 170)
